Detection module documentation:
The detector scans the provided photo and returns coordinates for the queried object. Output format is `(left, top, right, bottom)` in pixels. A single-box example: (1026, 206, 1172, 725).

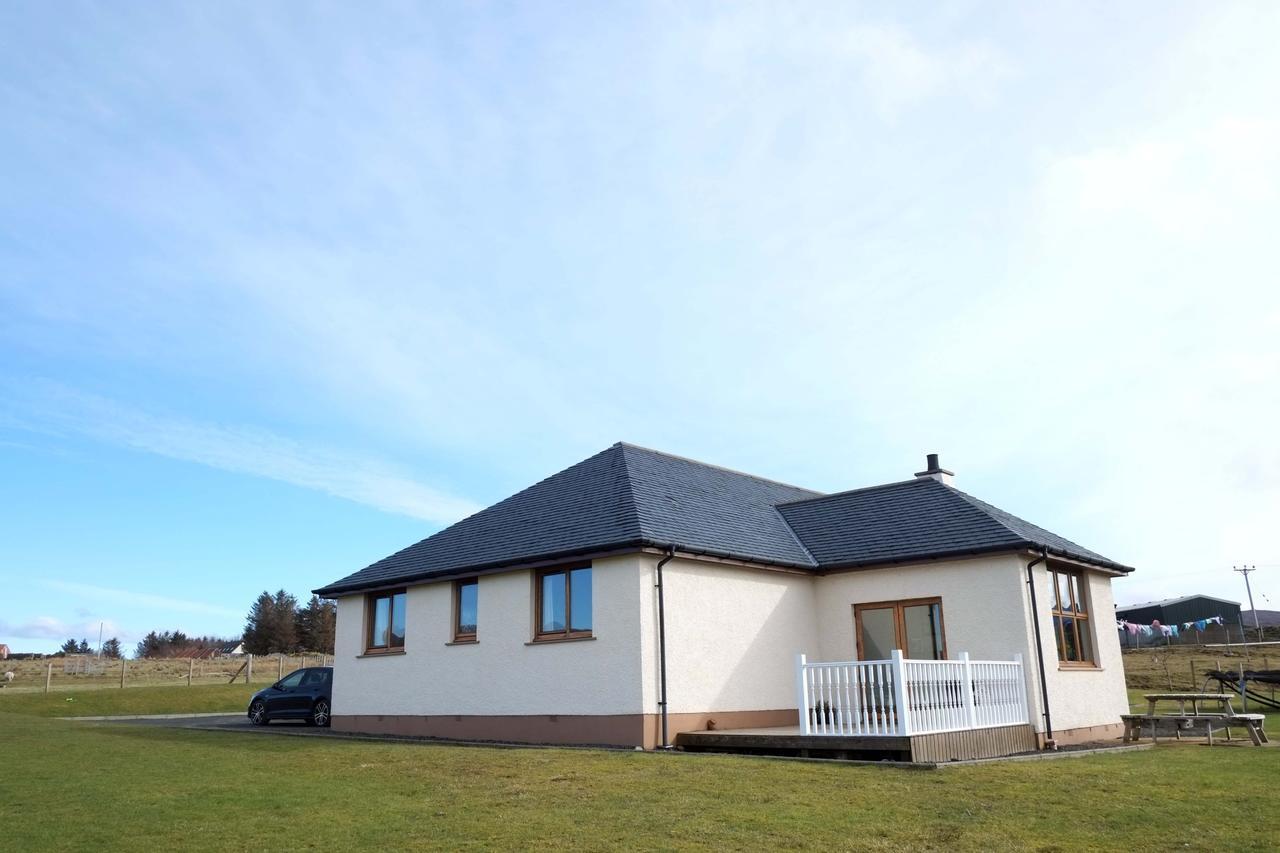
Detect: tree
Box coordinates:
(296, 595, 336, 653)
(58, 638, 79, 656)
(77, 639, 92, 654)
(101, 638, 122, 659)
(243, 590, 299, 654)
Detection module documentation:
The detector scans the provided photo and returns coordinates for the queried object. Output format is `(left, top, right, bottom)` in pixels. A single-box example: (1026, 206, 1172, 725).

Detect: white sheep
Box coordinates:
(2, 671, 13, 687)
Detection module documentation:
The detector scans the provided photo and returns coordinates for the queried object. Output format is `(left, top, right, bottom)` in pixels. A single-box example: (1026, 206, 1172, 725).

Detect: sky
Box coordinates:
(2, 2, 1278, 654)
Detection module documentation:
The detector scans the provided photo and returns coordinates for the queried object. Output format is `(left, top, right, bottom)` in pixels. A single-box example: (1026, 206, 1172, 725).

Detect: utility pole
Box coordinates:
(1235, 565, 1264, 643)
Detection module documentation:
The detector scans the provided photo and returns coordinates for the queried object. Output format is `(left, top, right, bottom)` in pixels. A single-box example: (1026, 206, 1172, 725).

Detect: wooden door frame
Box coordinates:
(853, 596, 947, 660)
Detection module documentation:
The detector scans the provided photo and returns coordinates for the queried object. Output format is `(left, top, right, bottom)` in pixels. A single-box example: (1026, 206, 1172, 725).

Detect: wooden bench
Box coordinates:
(1121, 712, 1269, 746)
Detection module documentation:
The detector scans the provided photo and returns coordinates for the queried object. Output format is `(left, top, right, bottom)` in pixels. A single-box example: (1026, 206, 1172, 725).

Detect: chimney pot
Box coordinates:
(915, 453, 955, 486)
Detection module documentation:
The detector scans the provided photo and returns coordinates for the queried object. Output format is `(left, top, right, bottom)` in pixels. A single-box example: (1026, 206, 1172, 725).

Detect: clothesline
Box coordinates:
(1114, 615, 1225, 638)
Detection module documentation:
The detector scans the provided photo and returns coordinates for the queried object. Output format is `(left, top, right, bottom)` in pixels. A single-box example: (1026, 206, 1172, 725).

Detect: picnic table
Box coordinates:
(1121, 693, 1269, 746)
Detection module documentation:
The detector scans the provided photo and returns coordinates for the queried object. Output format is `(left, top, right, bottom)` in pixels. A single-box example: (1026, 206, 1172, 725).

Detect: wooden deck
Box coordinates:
(676, 723, 1037, 763)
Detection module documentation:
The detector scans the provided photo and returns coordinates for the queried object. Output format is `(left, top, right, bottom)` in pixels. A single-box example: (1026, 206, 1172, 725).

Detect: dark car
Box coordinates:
(247, 666, 332, 727)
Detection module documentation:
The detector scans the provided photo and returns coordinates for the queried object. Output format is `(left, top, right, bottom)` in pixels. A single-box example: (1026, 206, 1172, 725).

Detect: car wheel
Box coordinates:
(310, 699, 331, 728)
(249, 700, 268, 726)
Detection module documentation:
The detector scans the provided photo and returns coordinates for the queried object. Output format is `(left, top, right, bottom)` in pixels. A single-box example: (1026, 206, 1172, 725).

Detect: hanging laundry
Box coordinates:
(1196, 619, 1207, 632)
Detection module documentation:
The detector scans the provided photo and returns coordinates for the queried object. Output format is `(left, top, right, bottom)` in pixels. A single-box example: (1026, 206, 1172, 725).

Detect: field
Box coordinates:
(1, 652, 1277, 851)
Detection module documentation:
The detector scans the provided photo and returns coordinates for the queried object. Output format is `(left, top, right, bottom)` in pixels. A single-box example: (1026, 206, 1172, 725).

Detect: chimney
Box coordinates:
(914, 453, 955, 486)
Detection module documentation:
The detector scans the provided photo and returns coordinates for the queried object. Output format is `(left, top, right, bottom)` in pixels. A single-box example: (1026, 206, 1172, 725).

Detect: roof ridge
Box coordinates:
(775, 476, 930, 508)
(613, 441, 822, 495)
(773, 507, 819, 567)
(614, 444, 647, 540)
(943, 486, 1038, 545)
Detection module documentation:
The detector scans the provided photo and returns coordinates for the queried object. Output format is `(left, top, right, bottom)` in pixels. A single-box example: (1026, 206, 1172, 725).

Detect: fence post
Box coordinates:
(890, 649, 910, 735)
(188, 658, 194, 687)
(796, 653, 810, 735)
(278, 655, 284, 680)
(960, 652, 977, 728)
(246, 654, 253, 684)
(120, 658, 126, 688)
(45, 662, 52, 693)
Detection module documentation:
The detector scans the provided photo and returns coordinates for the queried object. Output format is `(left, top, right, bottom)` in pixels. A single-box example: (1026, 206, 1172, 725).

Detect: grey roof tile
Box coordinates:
(315, 445, 1131, 596)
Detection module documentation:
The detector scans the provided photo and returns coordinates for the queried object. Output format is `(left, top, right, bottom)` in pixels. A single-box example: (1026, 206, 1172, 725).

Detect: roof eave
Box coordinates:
(815, 541, 1134, 575)
(312, 537, 820, 598)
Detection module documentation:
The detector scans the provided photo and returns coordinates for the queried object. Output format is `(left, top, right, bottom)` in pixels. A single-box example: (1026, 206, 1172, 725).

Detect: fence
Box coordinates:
(796, 650, 1029, 737)
(0, 653, 332, 694)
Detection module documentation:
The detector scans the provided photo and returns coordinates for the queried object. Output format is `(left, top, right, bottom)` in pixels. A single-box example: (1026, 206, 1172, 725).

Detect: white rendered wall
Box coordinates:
(638, 555, 820, 714)
(813, 554, 1029, 664)
(330, 554, 646, 717)
(1019, 558, 1130, 733)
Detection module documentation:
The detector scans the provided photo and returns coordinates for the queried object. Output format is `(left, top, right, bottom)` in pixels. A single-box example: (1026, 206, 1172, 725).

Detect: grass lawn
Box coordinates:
(0, 683, 257, 717)
(2, 708, 1278, 851)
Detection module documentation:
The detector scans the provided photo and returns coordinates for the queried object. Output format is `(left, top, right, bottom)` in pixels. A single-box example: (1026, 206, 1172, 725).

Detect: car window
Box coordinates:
(301, 669, 329, 687)
(278, 670, 305, 689)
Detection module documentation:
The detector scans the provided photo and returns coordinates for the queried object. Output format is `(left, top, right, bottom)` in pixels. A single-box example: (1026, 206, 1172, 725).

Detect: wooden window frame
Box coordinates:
(1048, 568, 1096, 668)
(364, 589, 407, 655)
(533, 565, 593, 641)
(853, 597, 947, 661)
(452, 579, 478, 644)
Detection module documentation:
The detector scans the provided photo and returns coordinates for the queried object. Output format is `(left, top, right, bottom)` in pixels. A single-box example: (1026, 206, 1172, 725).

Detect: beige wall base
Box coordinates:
(646, 709, 796, 750)
(333, 709, 798, 750)
(1039, 721, 1125, 747)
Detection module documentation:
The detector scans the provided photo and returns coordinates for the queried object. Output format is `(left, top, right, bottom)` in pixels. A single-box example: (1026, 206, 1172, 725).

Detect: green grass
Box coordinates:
(0, 711, 1277, 851)
(0, 683, 256, 717)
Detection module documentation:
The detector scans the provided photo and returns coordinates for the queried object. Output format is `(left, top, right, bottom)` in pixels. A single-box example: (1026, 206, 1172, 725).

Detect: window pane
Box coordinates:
(1061, 616, 1079, 661)
(390, 592, 406, 648)
(1053, 615, 1066, 660)
(859, 607, 896, 660)
(1055, 571, 1071, 613)
(541, 572, 566, 633)
(1076, 618, 1093, 662)
(1071, 576, 1087, 615)
(903, 603, 944, 660)
(458, 582, 478, 635)
(371, 596, 390, 648)
(569, 568, 592, 632)
(279, 670, 304, 688)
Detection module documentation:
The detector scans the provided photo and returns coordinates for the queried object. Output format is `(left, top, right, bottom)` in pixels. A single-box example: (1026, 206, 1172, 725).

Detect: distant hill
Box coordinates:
(1242, 610, 1280, 628)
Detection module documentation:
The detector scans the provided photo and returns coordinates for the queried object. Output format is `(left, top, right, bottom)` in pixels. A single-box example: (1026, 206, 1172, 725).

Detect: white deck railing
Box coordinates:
(796, 650, 1029, 737)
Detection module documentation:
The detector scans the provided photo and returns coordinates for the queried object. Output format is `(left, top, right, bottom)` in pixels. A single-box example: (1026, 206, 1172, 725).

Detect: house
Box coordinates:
(315, 444, 1133, 759)
(1116, 594, 1242, 646)
(217, 642, 245, 657)
(0, 644, 8, 661)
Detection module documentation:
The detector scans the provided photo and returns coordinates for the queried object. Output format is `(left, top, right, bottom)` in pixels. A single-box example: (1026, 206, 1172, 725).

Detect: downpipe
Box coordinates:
(655, 545, 676, 750)
(1025, 546, 1056, 749)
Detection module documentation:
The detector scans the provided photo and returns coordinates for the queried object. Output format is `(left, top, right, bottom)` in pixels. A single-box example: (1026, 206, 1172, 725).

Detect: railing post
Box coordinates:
(890, 649, 910, 735)
(1012, 653, 1029, 724)
(796, 653, 811, 735)
(960, 652, 977, 728)
(798, 650, 808, 732)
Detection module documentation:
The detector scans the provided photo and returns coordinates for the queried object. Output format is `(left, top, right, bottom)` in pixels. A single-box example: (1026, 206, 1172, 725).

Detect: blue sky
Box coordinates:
(2, 2, 1278, 653)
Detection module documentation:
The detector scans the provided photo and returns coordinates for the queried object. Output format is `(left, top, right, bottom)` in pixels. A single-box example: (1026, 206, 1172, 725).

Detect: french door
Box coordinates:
(854, 597, 947, 661)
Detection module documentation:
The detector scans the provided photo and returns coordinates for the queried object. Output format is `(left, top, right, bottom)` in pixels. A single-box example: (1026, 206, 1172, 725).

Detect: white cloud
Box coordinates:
(0, 615, 126, 643)
(41, 580, 243, 620)
(3, 381, 482, 524)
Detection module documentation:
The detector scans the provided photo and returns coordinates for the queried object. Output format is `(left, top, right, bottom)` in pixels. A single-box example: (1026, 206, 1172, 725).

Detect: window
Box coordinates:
(1049, 568, 1094, 665)
(535, 566, 592, 639)
(854, 598, 946, 660)
(454, 579, 478, 642)
(278, 669, 305, 689)
(365, 589, 407, 653)
(300, 668, 330, 687)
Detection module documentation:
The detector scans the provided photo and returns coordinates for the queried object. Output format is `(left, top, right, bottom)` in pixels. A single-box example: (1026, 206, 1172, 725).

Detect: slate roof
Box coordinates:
(777, 478, 1131, 573)
(315, 443, 1131, 596)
